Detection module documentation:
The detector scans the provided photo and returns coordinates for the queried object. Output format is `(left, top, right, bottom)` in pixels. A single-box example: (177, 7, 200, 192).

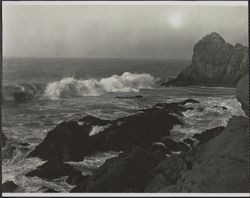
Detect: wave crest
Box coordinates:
(45, 72, 159, 99)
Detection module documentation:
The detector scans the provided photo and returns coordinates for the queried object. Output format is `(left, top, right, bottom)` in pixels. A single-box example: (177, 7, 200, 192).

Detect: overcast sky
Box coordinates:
(2, 3, 248, 59)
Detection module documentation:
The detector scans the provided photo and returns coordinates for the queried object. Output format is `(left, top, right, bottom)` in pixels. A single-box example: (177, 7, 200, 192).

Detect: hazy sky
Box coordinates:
(3, 3, 248, 59)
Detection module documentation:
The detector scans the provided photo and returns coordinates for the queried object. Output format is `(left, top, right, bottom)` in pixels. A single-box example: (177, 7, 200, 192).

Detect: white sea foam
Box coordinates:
(44, 72, 159, 99)
(169, 96, 244, 141)
(89, 125, 110, 136)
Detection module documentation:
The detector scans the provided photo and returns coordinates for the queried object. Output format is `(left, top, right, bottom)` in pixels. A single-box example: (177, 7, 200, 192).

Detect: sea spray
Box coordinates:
(45, 72, 159, 99)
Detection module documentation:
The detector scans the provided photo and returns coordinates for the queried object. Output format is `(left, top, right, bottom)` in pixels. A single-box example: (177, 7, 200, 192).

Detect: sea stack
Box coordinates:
(165, 32, 249, 87)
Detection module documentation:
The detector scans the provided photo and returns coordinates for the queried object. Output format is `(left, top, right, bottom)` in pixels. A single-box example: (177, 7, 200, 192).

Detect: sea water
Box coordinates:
(2, 58, 245, 192)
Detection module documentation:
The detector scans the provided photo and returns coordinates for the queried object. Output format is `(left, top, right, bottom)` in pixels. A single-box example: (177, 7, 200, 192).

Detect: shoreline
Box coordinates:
(2, 91, 248, 193)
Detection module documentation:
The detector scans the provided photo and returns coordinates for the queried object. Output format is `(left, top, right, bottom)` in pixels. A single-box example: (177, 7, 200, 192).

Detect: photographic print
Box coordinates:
(1, 1, 249, 196)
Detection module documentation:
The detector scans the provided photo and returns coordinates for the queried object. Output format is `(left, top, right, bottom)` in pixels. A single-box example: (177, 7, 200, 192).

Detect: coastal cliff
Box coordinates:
(165, 32, 248, 87)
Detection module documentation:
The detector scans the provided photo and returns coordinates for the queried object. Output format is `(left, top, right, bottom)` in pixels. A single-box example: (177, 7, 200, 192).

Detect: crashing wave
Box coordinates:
(45, 72, 159, 99)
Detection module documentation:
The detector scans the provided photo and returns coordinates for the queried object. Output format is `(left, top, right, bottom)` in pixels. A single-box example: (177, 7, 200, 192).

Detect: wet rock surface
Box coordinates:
(71, 147, 158, 192)
(160, 137, 189, 152)
(25, 159, 76, 179)
(25, 92, 249, 192)
(44, 188, 59, 193)
(160, 116, 249, 192)
(66, 172, 89, 186)
(158, 76, 249, 192)
(28, 101, 186, 162)
(144, 155, 190, 192)
(192, 126, 225, 144)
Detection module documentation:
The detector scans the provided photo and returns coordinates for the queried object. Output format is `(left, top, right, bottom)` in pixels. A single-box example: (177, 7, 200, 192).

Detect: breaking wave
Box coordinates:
(45, 72, 160, 99)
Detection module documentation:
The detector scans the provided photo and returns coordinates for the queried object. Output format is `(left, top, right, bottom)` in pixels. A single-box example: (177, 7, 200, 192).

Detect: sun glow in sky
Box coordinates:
(168, 13, 183, 28)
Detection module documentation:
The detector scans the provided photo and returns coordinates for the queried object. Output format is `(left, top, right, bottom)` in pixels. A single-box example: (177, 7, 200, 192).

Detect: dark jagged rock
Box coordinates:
(25, 159, 76, 179)
(39, 186, 59, 192)
(70, 176, 91, 192)
(160, 137, 189, 152)
(71, 147, 158, 192)
(66, 171, 90, 186)
(192, 126, 225, 144)
(166, 32, 249, 87)
(78, 115, 111, 126)
(44, 188, 59, 192)
(145, 125, 237, 193)
(28, 120, 97, 161)
(158, 78, 249, 192)
(29, 105, 182, 161)
(94, 108, 182, 151)
(161, 116, 249, 192)
(183, 138, 194, 148)
(2, 181, 19, 192)
(144, 155, 190, 192)
(151, 143, 172, 161)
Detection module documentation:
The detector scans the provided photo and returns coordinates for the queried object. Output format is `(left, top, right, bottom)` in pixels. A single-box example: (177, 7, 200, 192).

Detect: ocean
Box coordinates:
(2, 57, 245, 192)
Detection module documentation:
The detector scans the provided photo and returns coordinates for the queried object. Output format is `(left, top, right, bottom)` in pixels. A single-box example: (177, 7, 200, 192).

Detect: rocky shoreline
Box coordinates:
(3, 74, 248, 193)
(2, 74, 248, 193)
(24, 97, 226, 193)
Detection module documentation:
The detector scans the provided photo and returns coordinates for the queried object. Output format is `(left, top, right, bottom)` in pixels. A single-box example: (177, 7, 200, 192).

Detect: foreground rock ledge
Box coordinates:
(159, 116, 249, 192)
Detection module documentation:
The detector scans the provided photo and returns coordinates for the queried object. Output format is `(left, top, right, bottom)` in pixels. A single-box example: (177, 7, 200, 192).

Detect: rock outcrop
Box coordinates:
(159, 116, 249, 192)
(192, 126, 225, 145)
(157, 76, 249, 192)
(25, 92, 249, 192)
(165, 32, 248, 87)
(28, 101, 187, 162)
(71, 147, 158, 192)
(236, 75, 249, 116)
(25, 159, 77, 179)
